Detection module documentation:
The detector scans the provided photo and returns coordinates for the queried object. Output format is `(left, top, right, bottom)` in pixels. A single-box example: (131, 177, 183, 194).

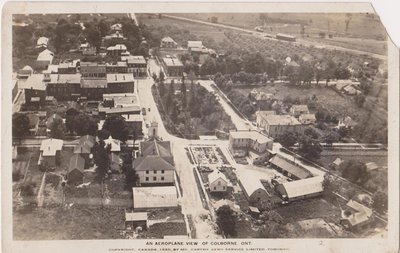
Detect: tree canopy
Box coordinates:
(102, 115, 129, 142)
(12, 113, 31, 138)
(216, 205, 236, 237)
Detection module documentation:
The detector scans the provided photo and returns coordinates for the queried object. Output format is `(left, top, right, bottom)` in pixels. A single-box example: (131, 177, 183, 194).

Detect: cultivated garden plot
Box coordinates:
(190, 146, 230, 166)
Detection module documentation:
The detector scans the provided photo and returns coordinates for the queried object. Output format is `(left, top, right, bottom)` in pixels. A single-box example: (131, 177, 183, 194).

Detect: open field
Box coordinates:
(171, 13, 387, 55)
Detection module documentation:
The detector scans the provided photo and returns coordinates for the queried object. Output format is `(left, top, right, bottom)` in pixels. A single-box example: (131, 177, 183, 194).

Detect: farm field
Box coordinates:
(170, 13, 387, 56)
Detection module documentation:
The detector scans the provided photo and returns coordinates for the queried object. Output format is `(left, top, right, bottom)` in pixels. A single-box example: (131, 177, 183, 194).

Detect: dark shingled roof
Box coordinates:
(269, 155, 312, 179)
(69, 154, 85, 172)
(140, 139, 173, 165)
(133, 155, 175, 172)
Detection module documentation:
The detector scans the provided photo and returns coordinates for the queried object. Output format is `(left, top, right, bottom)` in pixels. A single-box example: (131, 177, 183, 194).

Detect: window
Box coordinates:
(154, 170, 157, 174)
(213, 187, 216, 190)
(145, 177, 149, 181)
(153, 177, 156, 181)
(146, 170, 149, 174)
(223, 186, 226, 190)
(218, 181, 221, 186)
(161, 170, 165, 174)
(161, 177, 164, 181)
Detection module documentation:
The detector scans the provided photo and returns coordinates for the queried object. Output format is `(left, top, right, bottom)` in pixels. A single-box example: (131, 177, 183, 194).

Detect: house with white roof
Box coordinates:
(38, 138, 63, 167)
(229, 130, 273, 155)
(208, 170, 228, 193)
(107, 44, 127, 57)
(160, 36, 178, 48)
(340, 200, 373, 230)
(239, 174, 269, 205)
(289, 105, 309, 117)
(36, 49, 54, 69)
(132, 186, 178, 209)
(258, 114, 303, 138)
(104, 136, 121, 153)
(274, 175, 324, 202)
(299, 113, 317, 125)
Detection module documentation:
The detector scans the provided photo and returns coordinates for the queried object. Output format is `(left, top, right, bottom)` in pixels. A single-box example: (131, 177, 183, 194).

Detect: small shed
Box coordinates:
(67, 154, 85, 186)
(125, 212, 148, 229)
(365, 162, 379, 172)
(248, 206, 261, 218)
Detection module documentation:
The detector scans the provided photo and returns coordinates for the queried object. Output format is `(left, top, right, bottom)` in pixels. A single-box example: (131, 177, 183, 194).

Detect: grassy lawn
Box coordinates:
(275, 197, 341, 224)
(13, 205, 125, 240)
(140, 222, 187, 239)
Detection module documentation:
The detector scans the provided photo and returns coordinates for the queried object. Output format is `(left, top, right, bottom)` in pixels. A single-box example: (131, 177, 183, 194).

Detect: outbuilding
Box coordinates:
(208, 170, 228, 193)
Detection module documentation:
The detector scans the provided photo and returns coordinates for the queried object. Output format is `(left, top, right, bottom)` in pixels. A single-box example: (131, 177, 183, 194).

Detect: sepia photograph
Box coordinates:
(2, 1, 399, 253)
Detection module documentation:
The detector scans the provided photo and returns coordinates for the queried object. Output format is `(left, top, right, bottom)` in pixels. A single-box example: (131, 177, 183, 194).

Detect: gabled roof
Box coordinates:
(269, 155, 312, 179)
(140, 139, 172, 159)
(69, 154, 85, 172)
(188, 41, 203, 48)
(46, 113, 63, 129)
(342, 200, 373, 226)
(264, 114, 301, 126)
(37, 49, 54, 62)
(280, 176, 324, 199)
(208, 170, 228, 184)
(299, 113, 316, 121)
(133, 155, 175, 171)
(255, 92, 273, 101)
(40, 138, 63, 156)
(229, 130, 272, 144)
(104, 136, 121, 152)
(161, 36, 176, 43)
(239, 174, 267, 197)
(74, 135, 95, 154)
(36, 37, 49, 46)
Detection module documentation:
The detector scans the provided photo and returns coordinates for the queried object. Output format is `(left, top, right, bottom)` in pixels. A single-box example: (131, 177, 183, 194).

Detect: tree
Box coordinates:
(323, 130, 340, 146)
(339, 160, 369, 185)
(98, 129, 110, 140)
(372, 191, 388, 213)
(92, 140, 111, 181)
(304, 127, 320, 139)
(276, 131, 298, 147)
(180, 81, 187, 108)
(298, 134, 322, 161)
(49, 117, 66, 139)
(216, 205, 236, 237)
(102, 115, 129, 142)
(74, 114, 98, 136)
(159, 70, 165, 82)
(12, 113, 30, 138)
(354, 94, 366, 108)
(124, 169, 139, 190)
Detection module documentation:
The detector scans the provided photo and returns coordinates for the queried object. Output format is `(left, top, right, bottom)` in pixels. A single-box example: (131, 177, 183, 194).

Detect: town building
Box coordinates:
(298, 113, 317, 125)
(257, 114, 303, 138)
(58, 61, 78, 74)
(162, 56, 184, 77)
(229, 130, 273, 156)
(98, 93, 141, 118)
(38, 138, 63, 167)
(251, 91, 274, 110)
(239, 175, 269, 205)
(110, 23, 122, 32)
(122, 56, 147, 77)
(107, 44, 127, 57)
(289, 105, 309, 117)
(17, 65, 34, 79)
(106, 61, 128, 73)
(67, 154, 85, 186)
(187, 41, 208, 55)
(269, 155, 313, 180)
(208, 170, 228, 193)
(46, 64, 135, 100)
(274, 175, 324, 202)
(134, 139, 174, 185)
(103, 31, 126, 43)
(160, 36, 178, 48)
(255, 111, 276, 126)
(132, 186, 178, 209)
(36, 49, 54, 69)
(17, 74, 47, 105)
(340, 200, 373, 231)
